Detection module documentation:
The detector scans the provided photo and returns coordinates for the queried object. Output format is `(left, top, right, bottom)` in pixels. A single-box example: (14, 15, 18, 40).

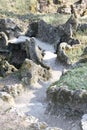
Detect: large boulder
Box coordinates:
(56, 40, 82, 65)
(20, 59, 51, 85)
(8, 38, 50, 69)
(47, 63, 87, 116)
(0, 18, 22, 40)
(47, 85, 87, 116)
(8, 41, 28, 68)
(26, 15, 79, 48)
(28, 38, 50, 69)
(26, 20, 61, 44)
(57, 42, 71, 65)
(37, 20, 60, 44)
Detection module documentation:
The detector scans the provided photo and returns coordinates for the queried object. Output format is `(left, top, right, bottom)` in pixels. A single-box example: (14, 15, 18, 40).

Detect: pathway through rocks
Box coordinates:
(0, 37, 81, 130)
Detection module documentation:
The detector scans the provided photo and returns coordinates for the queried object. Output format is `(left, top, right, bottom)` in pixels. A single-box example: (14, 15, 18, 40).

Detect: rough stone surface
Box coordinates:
(37, 20, 60, 44)
(37, 15, 78, 46)
(8, 38, 50, 69)
(26, 22, 38, 37)
(0, 58, 17, 77)
(26, 15, 78, 48)
(20, 59, 51, 85)
(73, 0, 87, 17)
(56, 40, 82, 65)
(0, 91, 15, 105)
(8, 40, 29, 68)
(47, 86, 87, 116)
(3, 84, 24, 97)
(0, 18, 22, 40)
(57, 42, 72, 65)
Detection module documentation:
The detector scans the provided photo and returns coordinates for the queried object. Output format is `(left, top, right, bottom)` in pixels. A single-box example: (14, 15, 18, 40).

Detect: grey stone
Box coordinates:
(8, 38, 50, 69)
(0, 58, 17, 77)
(47, 84, 87, 116)
(0, 18, 22, 40)
(57, 42, 71, 65)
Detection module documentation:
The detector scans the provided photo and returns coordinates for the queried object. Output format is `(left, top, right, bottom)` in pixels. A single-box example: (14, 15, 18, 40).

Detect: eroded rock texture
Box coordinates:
(26, 14, 79, 47)
(56, 40, 82, 65)
(0, 18, 22, 40)
(8, 38, 50, 69)
(47, 85, 87, 117)
(0, 57, 17, 77)
(3, 84, 24, 97)
(20, 59, 51, 85)
(73, 0, 87, 17)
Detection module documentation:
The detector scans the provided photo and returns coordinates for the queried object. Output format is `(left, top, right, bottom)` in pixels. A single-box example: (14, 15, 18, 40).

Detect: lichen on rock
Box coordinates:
(20, 59, 51, 85)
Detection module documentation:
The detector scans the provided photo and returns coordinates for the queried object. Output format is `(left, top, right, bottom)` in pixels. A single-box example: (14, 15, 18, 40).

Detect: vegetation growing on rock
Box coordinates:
(50, 63, 87, 90)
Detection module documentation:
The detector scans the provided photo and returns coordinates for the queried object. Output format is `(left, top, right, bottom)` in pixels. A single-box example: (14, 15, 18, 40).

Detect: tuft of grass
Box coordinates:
(51, 63, 87, 90)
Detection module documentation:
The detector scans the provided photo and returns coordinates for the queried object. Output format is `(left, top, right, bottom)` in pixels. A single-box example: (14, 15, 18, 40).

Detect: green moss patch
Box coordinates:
(51, 63, 87, 90)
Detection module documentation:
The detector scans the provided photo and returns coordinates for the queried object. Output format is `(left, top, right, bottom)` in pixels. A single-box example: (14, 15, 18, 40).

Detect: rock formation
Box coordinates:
(57, 42, 72, 65)
(26, 22, 38, 37)
(72, 0, 87, 17)
(0, 91, 15, 105)
(8, 38, 50, 69)
(28, 38, 50, 69)
(47, 84, 87, 116)
(0, 57, 17, 77)
(20, 59, 51, 85)
(26, 14, 79, 47)
(0, 18, 22, 40)
(3, 84, 24, 97)
(0, 32, 8, 48)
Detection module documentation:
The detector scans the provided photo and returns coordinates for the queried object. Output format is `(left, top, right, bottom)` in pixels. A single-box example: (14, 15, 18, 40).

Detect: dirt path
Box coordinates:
(0, 37, 81, 130)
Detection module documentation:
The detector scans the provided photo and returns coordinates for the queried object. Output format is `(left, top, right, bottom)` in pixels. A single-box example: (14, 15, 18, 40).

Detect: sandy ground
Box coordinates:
(0, 37, 81, 130)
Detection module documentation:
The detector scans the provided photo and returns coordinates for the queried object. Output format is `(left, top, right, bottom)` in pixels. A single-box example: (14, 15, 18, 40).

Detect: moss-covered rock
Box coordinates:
(20, 59, 51, 85)
(47, 63, 87, 116)
(0, 57, 17, 77)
